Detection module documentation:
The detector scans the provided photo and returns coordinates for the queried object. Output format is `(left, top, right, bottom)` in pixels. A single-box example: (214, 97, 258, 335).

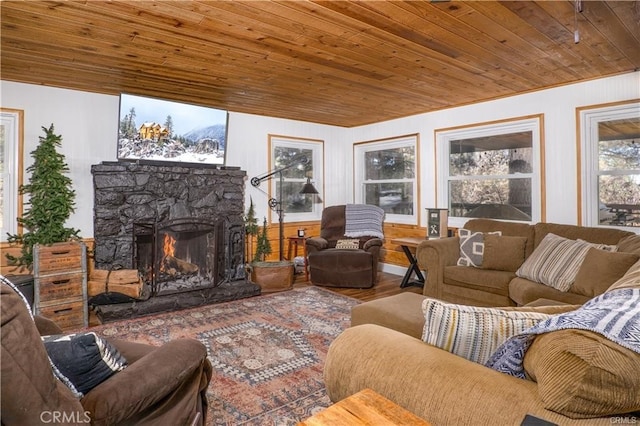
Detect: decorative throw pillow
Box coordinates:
(335, 239, 360, 249)
(577, 239, 617, 253)
(607, 258, 640, 292)
(43, 332, 127, 396)
(421, 298, 550, 364)
(456, 229, 501, 267)
(524, 329, 640, 418)
(617, 234, 640, 255)
(516, 233, 617, 292)
(481, 235, 528, 272)
(571, 248, 639, 297)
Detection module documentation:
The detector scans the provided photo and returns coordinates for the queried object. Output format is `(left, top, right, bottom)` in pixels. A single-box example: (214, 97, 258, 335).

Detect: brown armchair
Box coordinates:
(1, 281, 212, 426)
(305, 205, 384, 288)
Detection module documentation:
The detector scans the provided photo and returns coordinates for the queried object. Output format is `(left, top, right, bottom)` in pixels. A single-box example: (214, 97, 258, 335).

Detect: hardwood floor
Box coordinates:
(292, 271, 423, 302)
(87, 271, 416, 326)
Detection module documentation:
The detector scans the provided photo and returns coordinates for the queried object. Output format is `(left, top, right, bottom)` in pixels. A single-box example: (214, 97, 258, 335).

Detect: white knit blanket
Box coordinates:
(485, 288, 640, 379)
(344, 204, 384, 239)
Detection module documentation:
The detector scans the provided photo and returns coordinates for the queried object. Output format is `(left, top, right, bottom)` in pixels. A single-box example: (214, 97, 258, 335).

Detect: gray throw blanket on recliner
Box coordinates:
(485, 288, 640, 379)
(344, 204, 385, 239)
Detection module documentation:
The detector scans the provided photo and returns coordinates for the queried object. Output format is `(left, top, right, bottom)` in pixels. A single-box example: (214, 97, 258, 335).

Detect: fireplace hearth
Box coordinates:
(91, 162, 260, 322)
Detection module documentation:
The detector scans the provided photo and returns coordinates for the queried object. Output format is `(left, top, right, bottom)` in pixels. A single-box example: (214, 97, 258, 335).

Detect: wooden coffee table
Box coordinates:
(298, 388, 431, 425)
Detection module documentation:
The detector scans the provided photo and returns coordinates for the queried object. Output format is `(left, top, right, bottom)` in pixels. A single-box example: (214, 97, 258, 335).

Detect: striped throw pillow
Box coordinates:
(516, 233, 617, 292)
(421, 298, 551, 364)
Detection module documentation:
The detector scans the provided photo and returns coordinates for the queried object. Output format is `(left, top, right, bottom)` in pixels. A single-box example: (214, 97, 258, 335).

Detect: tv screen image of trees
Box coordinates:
(118, 94, 228, 166)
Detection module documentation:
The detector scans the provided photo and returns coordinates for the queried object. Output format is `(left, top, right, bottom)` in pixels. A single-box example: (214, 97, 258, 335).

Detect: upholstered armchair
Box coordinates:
(1, 281, 212, 426)
(305, 205, 384, 288)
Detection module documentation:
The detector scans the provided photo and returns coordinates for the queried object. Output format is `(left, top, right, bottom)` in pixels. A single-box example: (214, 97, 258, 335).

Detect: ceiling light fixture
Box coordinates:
(574, 0, 583, 44)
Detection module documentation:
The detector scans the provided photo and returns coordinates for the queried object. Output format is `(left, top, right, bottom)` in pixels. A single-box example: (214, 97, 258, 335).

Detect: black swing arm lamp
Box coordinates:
(250, 155, 321, 260)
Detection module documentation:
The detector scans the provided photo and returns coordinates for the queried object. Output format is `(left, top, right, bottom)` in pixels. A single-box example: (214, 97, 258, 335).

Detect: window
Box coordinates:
(579, 101, 640, 229)
(436, 115, 544, 228)
(354, 135, 418, 224)
(269, 135, 323, 222)
(0, 108, 23, 241)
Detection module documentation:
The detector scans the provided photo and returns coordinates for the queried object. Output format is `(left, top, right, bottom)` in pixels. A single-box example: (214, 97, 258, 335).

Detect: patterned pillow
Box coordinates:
(456, 229, 501, 267)
(421, 298, 551, 364)
(335, 239, 360, 249)
(43, 332, 127, 396)
(516, 233, 617, 292)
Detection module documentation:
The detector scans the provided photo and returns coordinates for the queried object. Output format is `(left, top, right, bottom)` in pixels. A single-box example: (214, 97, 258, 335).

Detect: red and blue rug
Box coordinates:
(91, 286, 359, 425)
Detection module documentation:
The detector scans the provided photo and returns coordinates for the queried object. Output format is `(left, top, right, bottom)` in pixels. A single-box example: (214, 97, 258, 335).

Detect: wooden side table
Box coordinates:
(390, 237, 427, 289)
(286, 236, 309, 281)
(298, 388, 431, 425)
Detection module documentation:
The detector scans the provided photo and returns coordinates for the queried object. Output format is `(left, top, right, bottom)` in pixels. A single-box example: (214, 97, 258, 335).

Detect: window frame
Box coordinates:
(268, 135, 324, 223)
(1, 108, 24, 241)
(353, 134, 419, 225)
(578, 99, 640, 229)
(436, 115, 545, 228)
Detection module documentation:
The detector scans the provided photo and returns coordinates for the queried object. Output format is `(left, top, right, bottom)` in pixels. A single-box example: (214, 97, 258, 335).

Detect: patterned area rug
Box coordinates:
(91, 286, 359, 425)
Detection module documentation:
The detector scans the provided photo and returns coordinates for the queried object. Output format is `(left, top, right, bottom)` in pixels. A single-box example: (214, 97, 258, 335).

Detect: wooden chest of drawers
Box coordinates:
(33, 242, 88, 331)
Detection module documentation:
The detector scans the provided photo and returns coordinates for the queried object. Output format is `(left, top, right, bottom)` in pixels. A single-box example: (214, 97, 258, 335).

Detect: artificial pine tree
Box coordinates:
(6, 124, 81, 269)
(244, 197, 259, 263)
(253, 217, 272, 262)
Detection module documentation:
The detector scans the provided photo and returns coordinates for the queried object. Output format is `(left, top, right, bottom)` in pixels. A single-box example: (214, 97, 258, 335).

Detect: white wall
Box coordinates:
(227, 112, 348, 220)
(0, 82, 347, 238)
(2, 71, 638, 238)
(349, 71, 640, 226)
(0, 83, 119, 236)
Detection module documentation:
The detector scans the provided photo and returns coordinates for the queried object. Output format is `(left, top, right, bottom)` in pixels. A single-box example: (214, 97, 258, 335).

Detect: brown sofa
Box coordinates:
(324, 261, 640, 425)
(415, 219, 639, 307)
(1, 281, 212, 426)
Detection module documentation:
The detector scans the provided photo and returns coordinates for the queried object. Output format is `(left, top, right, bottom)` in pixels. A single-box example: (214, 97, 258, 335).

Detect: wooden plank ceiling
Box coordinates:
(1, 1, 639, 127)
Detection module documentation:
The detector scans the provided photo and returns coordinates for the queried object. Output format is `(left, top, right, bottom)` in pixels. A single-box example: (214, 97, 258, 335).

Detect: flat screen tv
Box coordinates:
(117, 93, 228, 167)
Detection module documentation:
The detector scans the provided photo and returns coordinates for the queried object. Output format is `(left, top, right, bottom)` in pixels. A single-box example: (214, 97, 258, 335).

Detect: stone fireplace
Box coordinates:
(91, 162, 260, 321)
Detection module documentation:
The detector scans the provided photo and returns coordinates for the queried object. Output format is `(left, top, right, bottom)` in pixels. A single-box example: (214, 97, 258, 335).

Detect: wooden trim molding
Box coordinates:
(0, 107, 24, 238)
(434, 113, 546, 224)
(575, 98, 640, 226)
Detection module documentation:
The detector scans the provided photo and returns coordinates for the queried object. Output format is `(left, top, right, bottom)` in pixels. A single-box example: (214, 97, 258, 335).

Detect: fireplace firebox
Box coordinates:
(134, 218, 226, 296)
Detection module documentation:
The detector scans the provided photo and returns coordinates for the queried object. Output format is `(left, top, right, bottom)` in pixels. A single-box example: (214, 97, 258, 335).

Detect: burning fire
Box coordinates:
(163, 233, 176, 258)
(160, 233, 199, 276)
(160, 234, 176, 273)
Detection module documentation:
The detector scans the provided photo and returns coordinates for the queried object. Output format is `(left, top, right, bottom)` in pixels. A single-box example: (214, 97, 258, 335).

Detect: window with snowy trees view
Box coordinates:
(269, 136, 323, 222)
(579, 101, 640, 228)
(354, 135, 417, 225)
(437, 116, 543, 227)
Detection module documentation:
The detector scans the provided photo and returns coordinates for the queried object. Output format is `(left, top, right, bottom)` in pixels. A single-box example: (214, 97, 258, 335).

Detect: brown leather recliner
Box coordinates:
(1, 281, 212, 426)
(305, 205, 384, 288)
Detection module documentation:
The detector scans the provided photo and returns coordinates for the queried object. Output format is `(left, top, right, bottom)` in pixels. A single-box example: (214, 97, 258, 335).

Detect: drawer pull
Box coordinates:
(53, 307, 73, 314)
(52, 279, 71, 285)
